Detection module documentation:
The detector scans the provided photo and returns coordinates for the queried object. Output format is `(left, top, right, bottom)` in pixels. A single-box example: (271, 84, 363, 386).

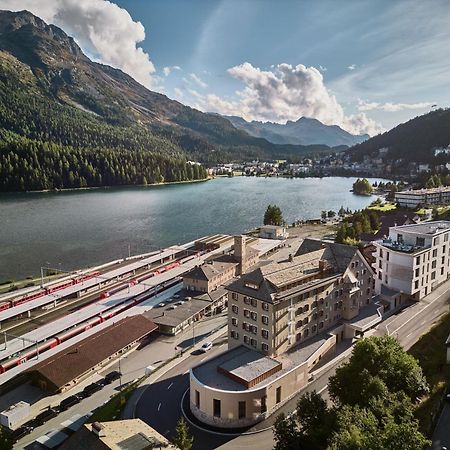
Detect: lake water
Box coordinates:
(0, 177, 387, 281)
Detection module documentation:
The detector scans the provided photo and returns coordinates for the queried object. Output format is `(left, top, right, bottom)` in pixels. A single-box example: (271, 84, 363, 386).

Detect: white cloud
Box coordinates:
(189, 73, 208, 89)
(0, 0, 156, 88)
(163, 65, 181, 77)
(319, 65, 327, 72)
(193, 62, 382, 136)
(347, 64, 356, 71)
(358, 100, 434, 112)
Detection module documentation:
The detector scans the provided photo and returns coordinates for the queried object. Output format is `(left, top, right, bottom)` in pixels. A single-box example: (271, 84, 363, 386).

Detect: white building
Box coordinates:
(395, 186, 450, 208)
(373, 221, 450, 300)
(259, 225, 288, 240)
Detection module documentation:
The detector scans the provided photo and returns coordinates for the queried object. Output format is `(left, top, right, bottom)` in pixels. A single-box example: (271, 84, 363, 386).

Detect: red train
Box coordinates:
(0, 272, 101, 313)
(0, 277, 179, 374)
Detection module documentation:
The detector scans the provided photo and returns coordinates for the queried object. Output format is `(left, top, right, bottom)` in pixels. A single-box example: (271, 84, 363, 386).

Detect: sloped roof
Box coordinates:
(30, 316, 157, 391)
(296, 239, 359, 272)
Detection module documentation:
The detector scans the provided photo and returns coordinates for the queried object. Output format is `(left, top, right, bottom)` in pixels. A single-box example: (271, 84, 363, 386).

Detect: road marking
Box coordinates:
(167, 382, 173, 390)
(317, 385, 327, 394)
(157, 402, 161, 411)
(389, 288, 449, 336)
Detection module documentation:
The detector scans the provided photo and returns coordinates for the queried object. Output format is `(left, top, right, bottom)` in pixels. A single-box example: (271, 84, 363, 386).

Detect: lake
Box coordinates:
(0, 177, 388, 281)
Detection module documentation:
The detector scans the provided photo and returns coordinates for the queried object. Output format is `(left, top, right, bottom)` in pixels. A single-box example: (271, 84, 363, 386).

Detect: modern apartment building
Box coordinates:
(373, 221, 450, 300)
(395, 186, 450, 208)
(189, 240, 379, 429)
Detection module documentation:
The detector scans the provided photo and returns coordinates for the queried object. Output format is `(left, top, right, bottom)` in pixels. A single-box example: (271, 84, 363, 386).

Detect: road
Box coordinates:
(14, 313, 227, 449)
(134, 278, 450, 450)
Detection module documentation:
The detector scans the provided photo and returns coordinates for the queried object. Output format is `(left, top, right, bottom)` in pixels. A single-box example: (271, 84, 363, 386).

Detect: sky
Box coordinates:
(1, 0, 449, 136)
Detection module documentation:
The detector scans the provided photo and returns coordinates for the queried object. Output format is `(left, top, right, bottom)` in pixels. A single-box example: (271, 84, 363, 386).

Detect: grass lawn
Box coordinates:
(368, 202, 397, 212)
(409, 311, 450, 436)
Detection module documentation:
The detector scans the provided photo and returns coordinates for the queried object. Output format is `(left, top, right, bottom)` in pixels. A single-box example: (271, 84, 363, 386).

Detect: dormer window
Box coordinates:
(245, 281, 259, 290)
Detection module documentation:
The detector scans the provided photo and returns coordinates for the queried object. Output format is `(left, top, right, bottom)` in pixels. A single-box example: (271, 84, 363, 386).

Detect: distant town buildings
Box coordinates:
(373, 221, 450, 301)
(395, 186, 450, 208)
(189, 240, 380, 428)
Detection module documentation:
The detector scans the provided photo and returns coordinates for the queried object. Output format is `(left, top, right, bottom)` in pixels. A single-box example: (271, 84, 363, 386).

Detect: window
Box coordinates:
(276, 386, 282, 404)
(296, 320, 302, 329)
(244, 309, 250, 318)
(414, 280, 419, 289)
(304, 328, 309, 337)
(415, 268, 420, 278)
(416, 237, 425, 247)
(319, 321, 324, 329)
(415, 255, 421, 265)
(243, 322, 249, 331)
(250, 338, 257, 347)
(262, 302, 269, 311)
(303, 317, 309, 325)
(251, 311, 258, 321)
(312, 300, 318, 308)
(386, 252, 390, 261)
(296, 332, 302, 341)
(261, 396, 267, 413)
(262, 315, 269, 325)
(296, 307, 302, 316)
(432, 260, 437, 269)
(262, 329, 269, 339)
(195, 390, 200, 408)
(213, 399, 221, 418)
(312, 325, 317, 333)
(303, 304, 310, 312)
(244, 335, 249, 344)
(262, 343, 269, 353)
(231, 292, 238, 300)
(232, 318, 238, 327)
(433, 249, 438, 258)
(238, 401, 246, 419)
(232, 305, 238, 314)
(231, 330, 239, 339)
(244, 296, 250, 305)
(431, 271, 436, 280)
(251, 325, 258, 335)
(397, 233, 403, 243)
(251, 298, 257, 307)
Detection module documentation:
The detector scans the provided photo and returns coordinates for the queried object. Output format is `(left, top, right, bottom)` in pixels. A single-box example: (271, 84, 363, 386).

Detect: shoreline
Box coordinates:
(1, 177, 212, 195)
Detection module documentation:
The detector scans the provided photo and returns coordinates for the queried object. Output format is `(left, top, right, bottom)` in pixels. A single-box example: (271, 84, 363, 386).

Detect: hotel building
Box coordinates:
(189, 240, 380, 428)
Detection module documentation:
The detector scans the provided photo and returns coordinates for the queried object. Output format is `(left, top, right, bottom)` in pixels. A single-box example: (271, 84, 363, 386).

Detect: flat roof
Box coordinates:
(390, 221, 450, 236)
(218, 347, 281, 383)
(345, 302, 383, 332)
(395, 186, 450, 195)
(193, 334, 333, 392)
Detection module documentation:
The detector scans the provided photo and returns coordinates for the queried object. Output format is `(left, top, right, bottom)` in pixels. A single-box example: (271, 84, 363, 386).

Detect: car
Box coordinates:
(199, 342, 213, 353)
(81, 382, 102, 398)
(11, 425, 33, 442)
(104, 370, 121, 384)
(185, 296, 192, 301)
(165, 297, 174, 303)
(445, 392, 450, 402)
(168, 305, 177, 310)
(173, 294, 180, 299)
(175, 301, 185, 306)
(157, 302, 166, 307)
(59, 395, 81, 411)
(35, 408, 58, 425)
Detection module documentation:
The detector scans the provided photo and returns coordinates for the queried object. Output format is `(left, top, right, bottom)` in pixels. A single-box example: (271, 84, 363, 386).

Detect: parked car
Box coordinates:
(81, 382, 102, 398)
(168, 305, 177, 310)
(175, 301, 185, 306)
(10, 424, 33, 442)
(59, 395, 81, 411)
(173, 294, 180, 299)
(104, 370, 121, 384)
(35, 408, 58, 425)
(199, 342, 213, 353)
(157, 302, 166, 307)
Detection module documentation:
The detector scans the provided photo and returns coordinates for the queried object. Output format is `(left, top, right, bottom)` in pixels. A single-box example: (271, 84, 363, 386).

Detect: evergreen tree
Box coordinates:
(264, 205, 284, 226)
(173, 417, 193, 450)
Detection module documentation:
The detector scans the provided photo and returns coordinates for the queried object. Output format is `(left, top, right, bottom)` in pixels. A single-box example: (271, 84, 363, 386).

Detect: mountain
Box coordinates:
(346, 108, 450, 163)
(0, 10, 339, 192)
(224, 115, 369, 147)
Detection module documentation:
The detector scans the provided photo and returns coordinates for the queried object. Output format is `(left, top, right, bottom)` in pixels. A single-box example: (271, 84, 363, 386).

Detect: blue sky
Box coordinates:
(3, 0, 450, 135)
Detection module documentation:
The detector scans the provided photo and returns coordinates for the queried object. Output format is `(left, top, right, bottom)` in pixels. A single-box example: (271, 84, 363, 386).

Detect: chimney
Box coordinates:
(92, 422, 106, 437)
(234, 235, 247, 275)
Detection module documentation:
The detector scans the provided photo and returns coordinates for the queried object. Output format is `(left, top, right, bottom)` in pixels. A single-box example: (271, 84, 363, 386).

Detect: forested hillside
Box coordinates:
(0, 10, 337, 192)
(347, 108, 450, 163)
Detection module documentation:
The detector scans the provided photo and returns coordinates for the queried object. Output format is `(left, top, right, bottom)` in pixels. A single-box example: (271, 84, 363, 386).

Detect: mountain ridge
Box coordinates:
(224, 114, 369, 147)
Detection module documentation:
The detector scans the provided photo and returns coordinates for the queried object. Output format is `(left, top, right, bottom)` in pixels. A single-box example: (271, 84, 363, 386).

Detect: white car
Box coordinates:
(157, 302, 166, 307)
(199, 342, 213, 353)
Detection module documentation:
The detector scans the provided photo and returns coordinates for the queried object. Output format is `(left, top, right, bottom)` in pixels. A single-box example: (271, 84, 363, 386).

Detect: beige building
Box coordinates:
(60, 419, 179, 449)
(190, 240, 379, 428)
(183, 235, 259, 293)
(395, 186, 450, 208)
